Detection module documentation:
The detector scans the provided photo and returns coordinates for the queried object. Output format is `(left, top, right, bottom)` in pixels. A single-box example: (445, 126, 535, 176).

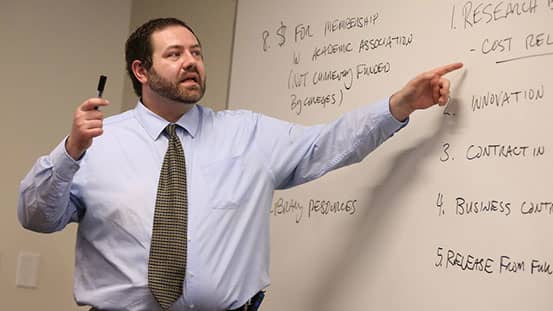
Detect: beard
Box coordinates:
(147, 67, 206, 104)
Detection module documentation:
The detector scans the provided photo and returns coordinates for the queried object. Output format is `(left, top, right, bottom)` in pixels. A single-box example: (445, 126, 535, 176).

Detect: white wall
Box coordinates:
(229, 0, 553, 310)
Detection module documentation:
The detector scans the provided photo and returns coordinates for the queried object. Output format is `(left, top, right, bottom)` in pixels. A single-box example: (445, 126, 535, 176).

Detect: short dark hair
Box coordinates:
(125, 17, 200, 97)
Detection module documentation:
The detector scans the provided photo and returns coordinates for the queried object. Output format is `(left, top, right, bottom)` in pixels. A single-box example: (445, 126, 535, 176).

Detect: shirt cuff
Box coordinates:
(49, 137, 82, 181)
(385, 96, 409, 128)
(369, 97, 409, 133)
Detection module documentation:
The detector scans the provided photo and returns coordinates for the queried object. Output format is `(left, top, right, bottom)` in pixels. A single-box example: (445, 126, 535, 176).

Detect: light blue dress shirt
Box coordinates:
(18, 99, 405, 311)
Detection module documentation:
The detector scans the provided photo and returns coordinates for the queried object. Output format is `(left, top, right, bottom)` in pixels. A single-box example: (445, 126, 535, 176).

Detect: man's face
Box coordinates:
(147, 25, 206, 104)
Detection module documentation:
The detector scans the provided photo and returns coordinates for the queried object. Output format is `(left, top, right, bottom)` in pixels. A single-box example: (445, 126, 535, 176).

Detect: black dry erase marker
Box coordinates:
(95, 75, 107, 110)
(97, 75, 107, 98)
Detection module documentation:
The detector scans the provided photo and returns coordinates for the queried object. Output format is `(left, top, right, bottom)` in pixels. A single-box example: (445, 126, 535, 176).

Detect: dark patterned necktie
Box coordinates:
(148, 124, 188, 310)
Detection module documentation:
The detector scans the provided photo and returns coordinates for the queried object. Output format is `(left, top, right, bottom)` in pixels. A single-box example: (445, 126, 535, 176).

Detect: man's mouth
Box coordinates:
(180, 73, 200, 85)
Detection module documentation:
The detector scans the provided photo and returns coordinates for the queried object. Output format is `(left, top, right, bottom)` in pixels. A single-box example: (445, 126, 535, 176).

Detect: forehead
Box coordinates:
(150, 25, 199, 52)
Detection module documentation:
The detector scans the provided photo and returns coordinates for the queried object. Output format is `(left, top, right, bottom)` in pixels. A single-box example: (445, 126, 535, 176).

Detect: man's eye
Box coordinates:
(168, 52, 180, 58)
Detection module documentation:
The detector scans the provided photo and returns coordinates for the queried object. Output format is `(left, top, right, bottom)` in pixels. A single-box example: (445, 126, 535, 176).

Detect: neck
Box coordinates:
(141, 89, 194, 123)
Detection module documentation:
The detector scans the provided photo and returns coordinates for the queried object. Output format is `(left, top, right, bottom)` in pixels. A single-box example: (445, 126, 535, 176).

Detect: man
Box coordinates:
(18, 17, 462, 311)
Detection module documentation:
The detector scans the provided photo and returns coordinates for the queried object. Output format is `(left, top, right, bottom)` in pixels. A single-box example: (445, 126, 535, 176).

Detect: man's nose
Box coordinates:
(181, 51, 198, 71)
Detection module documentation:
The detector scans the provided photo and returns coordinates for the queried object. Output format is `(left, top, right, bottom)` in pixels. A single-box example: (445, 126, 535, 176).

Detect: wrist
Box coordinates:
(65, 136, 85, 161)
(389, 92, 414, 122)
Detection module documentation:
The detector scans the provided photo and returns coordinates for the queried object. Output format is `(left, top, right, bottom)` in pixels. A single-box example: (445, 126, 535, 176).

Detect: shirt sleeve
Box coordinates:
(18, 138, 85, 233)
(254, 98, 407, 189)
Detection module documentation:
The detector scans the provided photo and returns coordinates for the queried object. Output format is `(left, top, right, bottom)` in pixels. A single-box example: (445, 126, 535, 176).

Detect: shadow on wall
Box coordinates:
(308, 71, 467, 311)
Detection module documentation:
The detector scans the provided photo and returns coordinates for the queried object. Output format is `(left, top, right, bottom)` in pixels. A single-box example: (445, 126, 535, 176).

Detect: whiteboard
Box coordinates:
(228, 0, 553, 310)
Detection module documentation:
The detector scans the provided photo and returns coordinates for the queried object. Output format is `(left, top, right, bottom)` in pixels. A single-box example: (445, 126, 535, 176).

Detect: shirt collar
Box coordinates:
(134, 100, 200, 140)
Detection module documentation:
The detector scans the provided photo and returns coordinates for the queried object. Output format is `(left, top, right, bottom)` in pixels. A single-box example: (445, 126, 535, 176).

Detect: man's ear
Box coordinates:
(131, 60, 148, 84)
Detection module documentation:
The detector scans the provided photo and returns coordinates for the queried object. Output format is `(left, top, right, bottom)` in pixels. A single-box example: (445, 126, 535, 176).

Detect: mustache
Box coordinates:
(178, 69, 201, 84)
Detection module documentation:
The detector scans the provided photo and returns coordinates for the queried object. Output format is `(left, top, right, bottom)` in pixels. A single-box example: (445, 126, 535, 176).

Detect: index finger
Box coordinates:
(81, 98, 110, 111)
(430, 62, 463, 77)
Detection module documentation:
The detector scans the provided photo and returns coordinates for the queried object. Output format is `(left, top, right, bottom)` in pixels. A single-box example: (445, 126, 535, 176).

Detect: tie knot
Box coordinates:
(165, 124, 177, 138)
